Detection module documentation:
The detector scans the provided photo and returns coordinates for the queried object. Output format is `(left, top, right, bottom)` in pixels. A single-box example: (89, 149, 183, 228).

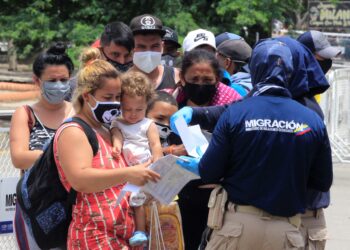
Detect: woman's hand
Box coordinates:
(127, 160, 161, 186)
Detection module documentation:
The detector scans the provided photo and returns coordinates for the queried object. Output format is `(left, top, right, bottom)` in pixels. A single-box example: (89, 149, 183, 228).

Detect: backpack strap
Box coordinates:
(59, 117, 99, 204)
(63, 117, 99, 156)
(23, 105, 34, 130)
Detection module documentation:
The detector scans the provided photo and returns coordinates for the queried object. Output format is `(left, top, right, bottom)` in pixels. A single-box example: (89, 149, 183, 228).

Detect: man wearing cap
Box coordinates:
(298, 30, 341, 74)
(216, 39, 253, 96)
(182, 29, 216, 53)
(296, 30, 341, 250)
(129, 14, 180, 91)
(161, 26, 181, 67)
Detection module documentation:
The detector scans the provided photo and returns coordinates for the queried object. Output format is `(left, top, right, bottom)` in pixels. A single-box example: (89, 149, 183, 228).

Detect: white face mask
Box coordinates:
(133, 51, 162, 73)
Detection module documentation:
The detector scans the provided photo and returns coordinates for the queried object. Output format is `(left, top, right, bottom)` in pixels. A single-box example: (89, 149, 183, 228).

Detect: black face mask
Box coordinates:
(183, 82, 217, 105)
(88, 95, 122, 125)
(106, 58, 133, 72)
(317, 59, 332, 74)
(155, 122, 172, 140)
(101, 50, 133, 72)
(154, 122, 182, 146)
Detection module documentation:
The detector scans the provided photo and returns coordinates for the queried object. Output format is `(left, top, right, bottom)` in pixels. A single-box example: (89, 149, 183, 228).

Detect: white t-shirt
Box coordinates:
(111, 117, 152, 166)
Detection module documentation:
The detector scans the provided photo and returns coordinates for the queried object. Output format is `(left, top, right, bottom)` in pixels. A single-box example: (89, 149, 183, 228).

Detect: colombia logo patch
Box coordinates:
(294, 124, 311, 136)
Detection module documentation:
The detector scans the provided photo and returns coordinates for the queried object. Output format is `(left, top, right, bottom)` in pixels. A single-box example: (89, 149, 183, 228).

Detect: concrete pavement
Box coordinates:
(325, 163, 350, 250)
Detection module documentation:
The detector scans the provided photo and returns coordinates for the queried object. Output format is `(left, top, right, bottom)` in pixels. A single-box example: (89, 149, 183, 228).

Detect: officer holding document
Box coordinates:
(176, 39, 333, 250)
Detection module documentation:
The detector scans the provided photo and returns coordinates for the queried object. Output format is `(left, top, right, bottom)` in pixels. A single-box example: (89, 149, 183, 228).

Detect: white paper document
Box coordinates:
(121, 155, 199, 205)
(174, 116, 209, 157)
(119, 118, 209, 206)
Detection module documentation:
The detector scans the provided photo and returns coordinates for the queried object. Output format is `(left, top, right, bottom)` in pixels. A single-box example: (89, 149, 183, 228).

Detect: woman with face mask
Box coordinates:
(10, 43, 74, 249)
(173, 49, 241, 250)
(52, 50, 160, 249)
(175, 49, 241, 109)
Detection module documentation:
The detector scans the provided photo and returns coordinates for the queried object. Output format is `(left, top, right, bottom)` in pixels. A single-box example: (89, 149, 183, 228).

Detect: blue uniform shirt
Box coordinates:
(199, 95, 332, 217)
(193, 37, 332, 210)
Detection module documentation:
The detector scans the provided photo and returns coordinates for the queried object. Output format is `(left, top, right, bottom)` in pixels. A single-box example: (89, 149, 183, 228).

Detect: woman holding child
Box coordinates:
(54, 48, 160, 249)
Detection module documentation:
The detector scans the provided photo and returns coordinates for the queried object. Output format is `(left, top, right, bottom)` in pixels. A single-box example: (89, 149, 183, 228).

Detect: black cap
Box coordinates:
(162, 26, 181, 48)
(130, 14, 166, 37)
(217, 39, 252, 63)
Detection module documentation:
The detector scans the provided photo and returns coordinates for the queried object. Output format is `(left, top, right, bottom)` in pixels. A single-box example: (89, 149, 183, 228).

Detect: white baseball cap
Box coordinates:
(182, 29, 216, 52)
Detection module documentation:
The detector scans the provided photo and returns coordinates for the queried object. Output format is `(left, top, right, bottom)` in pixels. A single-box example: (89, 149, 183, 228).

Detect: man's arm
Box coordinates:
(191, 105, 228, 131)
(199, 108, 232, 182)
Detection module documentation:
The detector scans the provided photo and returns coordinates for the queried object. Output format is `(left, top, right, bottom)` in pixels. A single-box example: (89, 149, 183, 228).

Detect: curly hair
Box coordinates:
(120, 71, 155, 102)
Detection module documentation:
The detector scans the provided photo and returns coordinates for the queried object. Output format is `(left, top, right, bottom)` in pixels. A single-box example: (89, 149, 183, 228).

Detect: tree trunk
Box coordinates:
(8, 39, 17, 71)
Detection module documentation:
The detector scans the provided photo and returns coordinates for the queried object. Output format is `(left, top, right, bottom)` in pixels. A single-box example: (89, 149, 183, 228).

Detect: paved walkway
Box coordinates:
(325, 163, 350, 250)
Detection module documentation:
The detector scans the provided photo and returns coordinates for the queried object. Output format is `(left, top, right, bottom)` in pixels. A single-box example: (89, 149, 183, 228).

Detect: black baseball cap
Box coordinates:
(129, 14, 166, 37)
(162, 26, 181, 48)
(217, 39, 252, 63)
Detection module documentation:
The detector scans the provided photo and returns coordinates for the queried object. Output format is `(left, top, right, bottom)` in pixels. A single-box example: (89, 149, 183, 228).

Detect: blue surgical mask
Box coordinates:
(42, 80, 70, 104)
(88, 95, 121, 124)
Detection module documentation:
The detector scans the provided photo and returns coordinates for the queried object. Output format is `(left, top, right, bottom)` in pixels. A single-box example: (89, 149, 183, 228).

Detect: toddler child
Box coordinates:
(110, 71, 163, 247)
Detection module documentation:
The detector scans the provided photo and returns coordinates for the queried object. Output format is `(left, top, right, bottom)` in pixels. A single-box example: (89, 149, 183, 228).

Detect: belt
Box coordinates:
(302, 208, 323, 218)
(232, 204, 301, 228)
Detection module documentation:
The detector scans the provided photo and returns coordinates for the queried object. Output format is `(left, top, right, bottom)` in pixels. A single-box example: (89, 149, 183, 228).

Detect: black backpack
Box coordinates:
(16, 117, 99, 249)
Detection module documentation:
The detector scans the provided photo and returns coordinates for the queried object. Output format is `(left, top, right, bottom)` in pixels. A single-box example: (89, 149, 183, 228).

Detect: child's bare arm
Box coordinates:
(147, 122, 164, 162)
(111, 127, 124, 158)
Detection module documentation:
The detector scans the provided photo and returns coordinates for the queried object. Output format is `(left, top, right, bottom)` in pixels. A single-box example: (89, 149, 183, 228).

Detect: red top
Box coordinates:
(91, 39, 101, 48)
(54, 123, 135, 250)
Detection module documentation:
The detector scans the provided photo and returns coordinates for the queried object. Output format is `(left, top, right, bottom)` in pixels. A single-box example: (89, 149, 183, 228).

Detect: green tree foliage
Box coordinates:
(0, 0, 308, 66)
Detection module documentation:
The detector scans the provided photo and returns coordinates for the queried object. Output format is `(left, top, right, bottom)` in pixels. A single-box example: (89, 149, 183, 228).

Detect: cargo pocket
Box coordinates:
(205, 223, 243, 250)
(285, 231, 304, 250)
(307, 228, 327, 250)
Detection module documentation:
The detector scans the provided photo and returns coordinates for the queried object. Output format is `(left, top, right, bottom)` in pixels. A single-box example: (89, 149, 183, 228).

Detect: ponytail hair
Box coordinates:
(72, 47, 119, 113)
(33, 42, 74, 77)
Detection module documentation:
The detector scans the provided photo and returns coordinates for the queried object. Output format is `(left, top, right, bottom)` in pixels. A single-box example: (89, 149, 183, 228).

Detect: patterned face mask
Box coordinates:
(88, 95, 121, 125)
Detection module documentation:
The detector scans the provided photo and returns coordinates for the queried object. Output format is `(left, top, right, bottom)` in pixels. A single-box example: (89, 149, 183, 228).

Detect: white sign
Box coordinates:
(0, 177, 19, 234)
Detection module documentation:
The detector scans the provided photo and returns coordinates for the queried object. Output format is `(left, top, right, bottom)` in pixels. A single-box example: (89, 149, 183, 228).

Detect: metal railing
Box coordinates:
(321, 69, 350, 163)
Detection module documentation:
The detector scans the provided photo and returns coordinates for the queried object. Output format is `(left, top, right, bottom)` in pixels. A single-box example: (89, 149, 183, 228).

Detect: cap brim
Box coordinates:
(133, 29, 166, 37)
(187, 42, 216, 52)
(162, 39, 181, 48)
(317, 46, 341, 59)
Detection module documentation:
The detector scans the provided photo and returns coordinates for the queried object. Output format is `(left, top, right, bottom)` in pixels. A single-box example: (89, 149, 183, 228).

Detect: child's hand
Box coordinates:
(111, 146, 121, 159)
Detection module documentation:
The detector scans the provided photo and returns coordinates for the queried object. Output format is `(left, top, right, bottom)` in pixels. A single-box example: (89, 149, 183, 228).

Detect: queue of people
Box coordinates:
(9, 12, 338, 250)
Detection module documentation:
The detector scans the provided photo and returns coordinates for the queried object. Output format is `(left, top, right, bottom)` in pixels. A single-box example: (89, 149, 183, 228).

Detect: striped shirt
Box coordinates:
(54, 123, 135, 250)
